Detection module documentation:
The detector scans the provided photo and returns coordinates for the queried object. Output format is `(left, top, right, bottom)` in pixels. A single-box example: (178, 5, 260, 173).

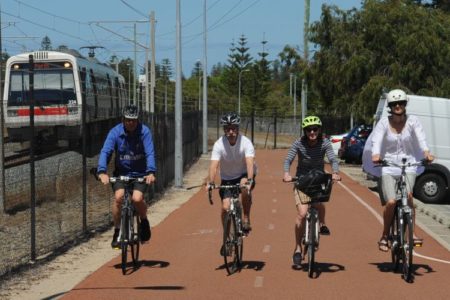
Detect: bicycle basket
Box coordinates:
(295, 170, 333, 202)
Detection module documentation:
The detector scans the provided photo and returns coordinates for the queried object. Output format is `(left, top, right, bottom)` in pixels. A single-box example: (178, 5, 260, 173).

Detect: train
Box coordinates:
(2, 49, 127, 146)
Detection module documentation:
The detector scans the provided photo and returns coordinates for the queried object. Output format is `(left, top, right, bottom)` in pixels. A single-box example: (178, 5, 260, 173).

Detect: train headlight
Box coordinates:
(68, 107, 78, 115)
(7, 110, 18, 117)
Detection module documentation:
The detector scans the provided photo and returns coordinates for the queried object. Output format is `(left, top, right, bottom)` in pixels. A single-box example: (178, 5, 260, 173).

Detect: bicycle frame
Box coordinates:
(110, 176, 145, 275)
(379, 158, 425, 282)
(209, 183, 248, 275)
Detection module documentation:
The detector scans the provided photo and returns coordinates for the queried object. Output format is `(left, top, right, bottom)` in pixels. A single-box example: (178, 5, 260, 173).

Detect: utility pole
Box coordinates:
(202, 0, 208, 155)
(174, 0, 183, 187)
(293, 75, 297, 123)
(150, 11, 156, 113)
(301, 0, 310, 125)
(0, 7, 5, 213)
(133, 23, 137, 104)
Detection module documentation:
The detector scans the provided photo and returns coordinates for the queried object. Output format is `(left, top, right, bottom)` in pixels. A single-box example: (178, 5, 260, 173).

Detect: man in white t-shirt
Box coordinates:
(207, 112, 256, 242)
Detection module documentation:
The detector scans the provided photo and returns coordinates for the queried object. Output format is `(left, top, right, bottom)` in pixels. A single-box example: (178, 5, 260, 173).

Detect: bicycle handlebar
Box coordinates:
(207, 183, 252, 205)
(374, 158, 429, 168)
(109, 176, 145, 183)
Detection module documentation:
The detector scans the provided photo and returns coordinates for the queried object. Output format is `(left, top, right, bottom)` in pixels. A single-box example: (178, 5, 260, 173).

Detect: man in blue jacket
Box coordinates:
(97, 104, 156, 248)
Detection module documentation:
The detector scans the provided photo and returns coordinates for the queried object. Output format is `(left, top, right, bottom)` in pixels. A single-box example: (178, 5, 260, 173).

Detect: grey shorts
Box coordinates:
(379, 173, 416, 205)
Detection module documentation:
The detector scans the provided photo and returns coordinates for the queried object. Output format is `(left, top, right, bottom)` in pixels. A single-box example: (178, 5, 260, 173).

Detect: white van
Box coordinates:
(369, 94, 450, 204)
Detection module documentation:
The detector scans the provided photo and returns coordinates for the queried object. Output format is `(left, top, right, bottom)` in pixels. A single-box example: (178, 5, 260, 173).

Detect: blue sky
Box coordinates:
(1, 0, 362, 75)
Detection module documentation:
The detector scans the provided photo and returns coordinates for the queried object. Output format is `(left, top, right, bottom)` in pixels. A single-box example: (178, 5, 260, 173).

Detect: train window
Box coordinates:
(8, 69, 76, 106)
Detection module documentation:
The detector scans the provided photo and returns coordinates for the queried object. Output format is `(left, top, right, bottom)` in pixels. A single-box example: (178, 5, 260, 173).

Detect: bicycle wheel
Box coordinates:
(307, 213, 317, 278)
(390, 211, 400, 271)
(121, 209, 129, 275)
(130, 211, 140, 268)
(223, 213, 241, 275)
(401, 213, 414, 282)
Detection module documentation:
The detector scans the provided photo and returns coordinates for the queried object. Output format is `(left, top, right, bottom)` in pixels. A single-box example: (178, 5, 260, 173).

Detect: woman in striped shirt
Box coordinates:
(283, 116, 341, 266)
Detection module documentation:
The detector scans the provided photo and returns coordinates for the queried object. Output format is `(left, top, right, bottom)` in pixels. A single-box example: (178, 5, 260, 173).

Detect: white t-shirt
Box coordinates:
(211, 134, 256, 180)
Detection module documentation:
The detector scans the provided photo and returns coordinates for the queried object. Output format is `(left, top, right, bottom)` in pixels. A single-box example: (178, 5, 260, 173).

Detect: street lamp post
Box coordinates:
(238, 69, 249, 115)
(127, 63, 131, 103)
(198, 75, 202, 111)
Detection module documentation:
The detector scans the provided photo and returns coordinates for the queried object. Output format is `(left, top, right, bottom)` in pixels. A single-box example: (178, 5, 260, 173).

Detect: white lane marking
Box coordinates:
(338, 181, 450, 265)
(185, 229, 214, 236)
(414, 251, 450, 264)
(254, 276, 264, 288)
(272, 209, 277, 214)
(263, 245, 271, 253)
(268, 224, 275, 230)
(272, 198, 277, 203)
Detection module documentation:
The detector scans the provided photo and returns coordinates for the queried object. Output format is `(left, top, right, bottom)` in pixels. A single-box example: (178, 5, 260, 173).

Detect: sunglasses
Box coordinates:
(305, 126, 319, 133)
(389, 101, 407, 107)
(224, 126, 238, 131)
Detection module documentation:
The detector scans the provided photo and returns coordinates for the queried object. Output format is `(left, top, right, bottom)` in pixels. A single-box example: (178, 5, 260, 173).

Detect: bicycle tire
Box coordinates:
(390, 210, 400, 271)
(130, 211, 140, 268)
(402, 213, 414, 282)
(223, 213, 240, 275)
(307, 212, 316, 278)
(235, 202, 244, 266)
(121, 209, 129, 275)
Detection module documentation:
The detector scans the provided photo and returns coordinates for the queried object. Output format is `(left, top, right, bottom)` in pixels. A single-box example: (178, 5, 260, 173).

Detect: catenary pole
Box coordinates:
(174, 0, 183, 187)
(301, 0, 310, 124)
(0, 6, 5, 213)
(150, 11, 156, 113)
(202, 0, 208, 154)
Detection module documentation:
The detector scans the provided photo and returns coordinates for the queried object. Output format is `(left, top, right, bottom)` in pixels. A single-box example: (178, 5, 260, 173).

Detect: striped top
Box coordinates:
(284, 137, 339, 176)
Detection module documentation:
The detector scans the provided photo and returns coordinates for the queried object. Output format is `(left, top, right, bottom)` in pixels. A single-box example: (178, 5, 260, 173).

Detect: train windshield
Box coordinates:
(8, 69, 76, 106)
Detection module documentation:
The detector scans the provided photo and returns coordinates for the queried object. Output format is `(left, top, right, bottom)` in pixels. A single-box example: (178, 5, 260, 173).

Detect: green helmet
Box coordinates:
(302, 116, 322, 128)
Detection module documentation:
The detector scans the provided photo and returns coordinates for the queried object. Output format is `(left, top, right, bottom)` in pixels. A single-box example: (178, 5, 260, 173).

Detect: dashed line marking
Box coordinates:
(263, 245, 271, 253)
(268, 224, 275, 230)
(272, 198, 277, 203)
(272, 209, 277, 214)
(254, 276, 264, 288)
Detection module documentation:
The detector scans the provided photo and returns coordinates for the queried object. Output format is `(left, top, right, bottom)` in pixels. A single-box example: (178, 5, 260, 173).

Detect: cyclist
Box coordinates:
(370, 89, 434, 252)
(283, 116, 341, 266)
(206, 112, 256, 253)
(97, 104, 156, 249)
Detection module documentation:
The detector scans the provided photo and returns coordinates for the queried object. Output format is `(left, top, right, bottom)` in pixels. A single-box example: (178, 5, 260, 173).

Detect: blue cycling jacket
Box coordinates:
(97, 122, 156, 177)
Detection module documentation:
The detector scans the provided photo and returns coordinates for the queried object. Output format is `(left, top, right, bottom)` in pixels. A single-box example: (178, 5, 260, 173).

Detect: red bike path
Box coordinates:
(61, 149, 450, 300)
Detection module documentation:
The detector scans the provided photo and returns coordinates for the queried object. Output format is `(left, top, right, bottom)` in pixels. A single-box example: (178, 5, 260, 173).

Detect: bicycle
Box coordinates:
(377, 158, 427, 282)
(92, 170, 145, 275)
(208, 183, 248, 275)
(380, 158, 427, 282)
(285, 172, 333, 278)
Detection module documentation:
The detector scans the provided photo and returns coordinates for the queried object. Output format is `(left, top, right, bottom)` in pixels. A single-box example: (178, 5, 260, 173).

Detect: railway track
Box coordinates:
(4, 146, 69, 169)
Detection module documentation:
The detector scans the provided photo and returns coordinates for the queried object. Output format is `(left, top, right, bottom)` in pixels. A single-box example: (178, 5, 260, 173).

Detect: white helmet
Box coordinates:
(386, 89, 408, 105)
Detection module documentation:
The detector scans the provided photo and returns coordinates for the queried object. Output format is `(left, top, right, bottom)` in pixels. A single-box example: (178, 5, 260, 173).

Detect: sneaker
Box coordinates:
(293, 252, 302, 265)
(140, 218, 151, 242)
(220, 245, 230, 256)
(111, 228, 120, 249)
(242, 222, 252, 234)
(319, 225, 330, 235)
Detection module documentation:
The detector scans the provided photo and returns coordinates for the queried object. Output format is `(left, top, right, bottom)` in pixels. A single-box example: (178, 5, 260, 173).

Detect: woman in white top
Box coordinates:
(371, 89, 434, 252)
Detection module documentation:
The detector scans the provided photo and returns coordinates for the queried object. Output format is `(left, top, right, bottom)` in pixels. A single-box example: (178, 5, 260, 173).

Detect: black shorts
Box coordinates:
(112, 181, 148, 194)
(219, 173, 256, 199)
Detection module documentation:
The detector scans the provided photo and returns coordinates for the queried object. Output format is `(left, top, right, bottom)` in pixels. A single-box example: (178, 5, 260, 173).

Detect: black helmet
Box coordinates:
(220, 112, 241, 126)
(123, 105, 139, 119)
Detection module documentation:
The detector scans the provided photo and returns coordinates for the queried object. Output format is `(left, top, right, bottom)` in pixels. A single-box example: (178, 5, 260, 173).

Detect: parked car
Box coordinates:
(339, 124, 373, 164)
(329, 132, 348, 157)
